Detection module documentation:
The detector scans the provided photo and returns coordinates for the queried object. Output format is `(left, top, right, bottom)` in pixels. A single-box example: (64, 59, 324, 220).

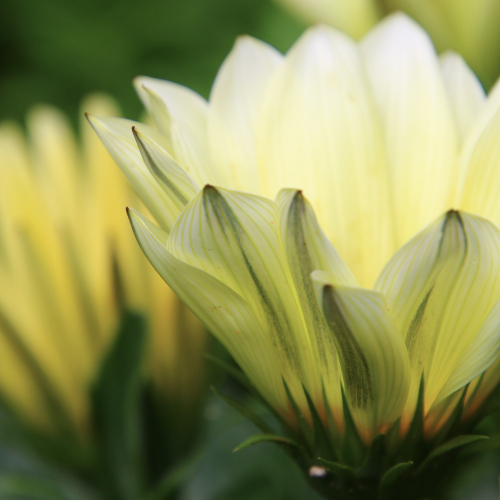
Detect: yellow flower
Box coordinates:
(89, 14, 500, 445)
(274, 0, 500, 87)
(0, 95, 206, 439)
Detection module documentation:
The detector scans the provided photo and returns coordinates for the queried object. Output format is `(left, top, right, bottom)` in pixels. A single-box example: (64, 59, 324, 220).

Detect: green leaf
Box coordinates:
(340, 386, 367, 466)
(379, 461, 413, 488)
(360, 434, 386, 478)
(211, 387, 275, 435)
(317, 458, 357, 484)
(417, 435, 488, 472)
(141, 452, 200, 500)
(302, 385, 336, 461)
(233, 434, 304, 453)
(90, 311, 147, 499)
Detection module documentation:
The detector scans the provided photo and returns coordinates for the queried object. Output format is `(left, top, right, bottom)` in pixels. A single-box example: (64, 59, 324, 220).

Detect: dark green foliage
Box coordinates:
(0, 0, 304, 125)
(213, 373, 500, 500)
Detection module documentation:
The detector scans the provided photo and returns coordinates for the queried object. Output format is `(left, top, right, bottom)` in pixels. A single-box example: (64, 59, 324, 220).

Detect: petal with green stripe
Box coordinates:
(375, 211, 500, 430)
(127, 208, 297, 425)
(87, 114, 179, 232)
(278, 188, 357, 424)
(312, 272, 410, 442)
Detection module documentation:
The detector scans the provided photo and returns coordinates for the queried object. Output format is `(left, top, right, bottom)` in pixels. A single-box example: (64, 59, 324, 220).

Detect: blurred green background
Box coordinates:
(0, 0, 305, 124)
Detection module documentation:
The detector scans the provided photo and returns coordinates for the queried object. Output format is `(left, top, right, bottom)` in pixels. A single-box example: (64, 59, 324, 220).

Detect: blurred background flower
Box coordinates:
(0, 95, 209, 498)
(273, 0, 500, 89)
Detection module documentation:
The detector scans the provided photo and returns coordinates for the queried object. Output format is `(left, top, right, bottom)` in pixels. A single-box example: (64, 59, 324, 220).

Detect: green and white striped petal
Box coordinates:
(278, 189, 357, 422)
(133, 128, 198, 212)
(127, 208, 297, 424)
(375, 211, 500, 429)
(86, 114, 178, 232)
(312, 272, 410, 442)
(208, 36, 282, 193)
(166, 186, 315, 414)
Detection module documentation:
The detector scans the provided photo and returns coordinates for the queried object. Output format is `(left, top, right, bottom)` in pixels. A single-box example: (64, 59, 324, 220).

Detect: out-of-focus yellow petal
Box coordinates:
(258, 25, 394, 287)
(208, 36, 282, 193)
(388, 0, 500, 86)
(460, 81, 500, 224)
(361, 13, 459, 248)
(439, 52, 486, 142)
(274, 0, 383, 40)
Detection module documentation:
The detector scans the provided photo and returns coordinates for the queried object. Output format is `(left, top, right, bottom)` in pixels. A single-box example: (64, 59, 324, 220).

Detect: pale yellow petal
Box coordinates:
(459, 80, 500, 223)
(278, 189, 356, 424)
(133, 128, 198, 207)
(274, 0, 383, 40)
(259, 25, 394, 287)
(166, 186, 316, 412)
(439, 51, 486, 142)
(208, 36, 282, 192)
(375, 211, 500, 429)
(361, 13, 459, 247)
(134, 77, 218, 186)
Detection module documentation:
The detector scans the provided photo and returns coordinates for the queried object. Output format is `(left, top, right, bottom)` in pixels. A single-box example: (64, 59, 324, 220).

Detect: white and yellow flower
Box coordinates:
(274, 0, 500, 87)
(0, 95, 206, 438)
(89, 14, 500, 444)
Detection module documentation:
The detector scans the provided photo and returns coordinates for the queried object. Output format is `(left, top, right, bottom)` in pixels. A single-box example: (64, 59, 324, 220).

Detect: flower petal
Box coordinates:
(208, 36, 282, 193)
(361, 13, 459, 247)
(459, 80, 500, 223)
(127, 208, 297, 422)
(137, 84, 219, 187)
(258, 25, 394, 287)
(166, 186, 315, 411)
(133, 127, 198, 210)
(375, 211, 500, 426)
(278, 189, 357, 421)
(439, 51, 486, 142)
(87, 114, 177, 232)
(274, 0, 382, 40)
(312, 271, 410, 442)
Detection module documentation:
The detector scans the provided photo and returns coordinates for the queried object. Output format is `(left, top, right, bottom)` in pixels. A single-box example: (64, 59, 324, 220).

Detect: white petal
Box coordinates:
(361, 13, 459, 247)
(208, 36, 282, 193)
(258, 25, 394, 287)
(439, 51, 486, 143)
